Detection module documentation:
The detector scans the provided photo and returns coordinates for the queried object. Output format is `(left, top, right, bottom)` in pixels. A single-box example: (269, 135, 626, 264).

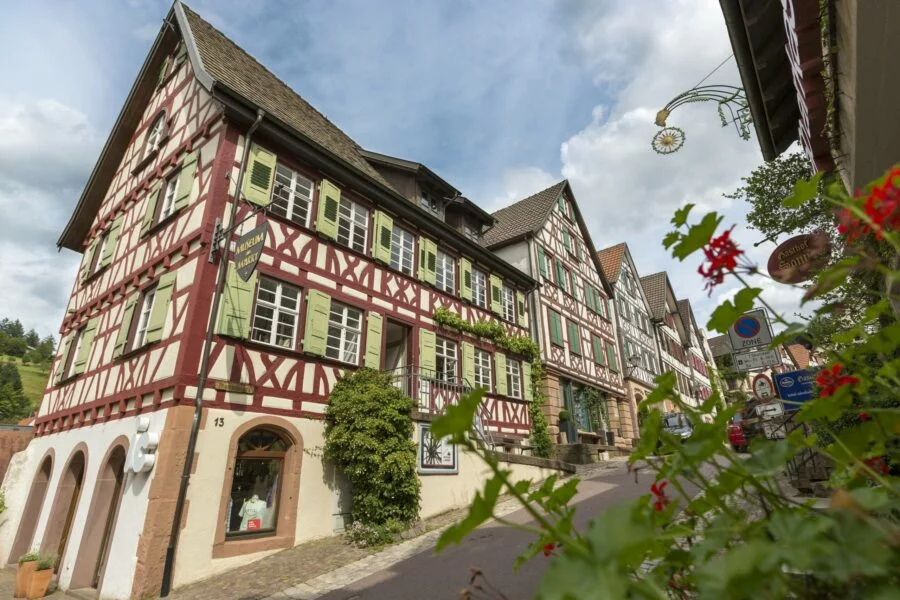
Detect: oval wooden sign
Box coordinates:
(767, 231, 830, 284)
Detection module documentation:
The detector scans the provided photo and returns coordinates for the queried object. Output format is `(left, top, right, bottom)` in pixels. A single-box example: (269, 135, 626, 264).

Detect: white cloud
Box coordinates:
(485, 166, 558, 212)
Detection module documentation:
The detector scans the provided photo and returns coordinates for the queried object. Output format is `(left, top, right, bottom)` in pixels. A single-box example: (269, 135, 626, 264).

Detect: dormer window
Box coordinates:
(145, 114, 165, 158)
(420, 191, 441, 217)
(463, 222, 481, 242)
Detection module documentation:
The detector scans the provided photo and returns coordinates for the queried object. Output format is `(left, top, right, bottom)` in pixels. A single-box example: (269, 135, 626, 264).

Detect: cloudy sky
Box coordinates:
(0, 0, 808, 339)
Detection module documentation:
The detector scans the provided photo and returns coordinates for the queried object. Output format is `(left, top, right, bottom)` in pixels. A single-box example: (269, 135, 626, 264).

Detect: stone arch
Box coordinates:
(40, 443, 89, 571)
(8, 449, 55, 563)
(69, 435, 130, 590)
(212, 416, 303, 558)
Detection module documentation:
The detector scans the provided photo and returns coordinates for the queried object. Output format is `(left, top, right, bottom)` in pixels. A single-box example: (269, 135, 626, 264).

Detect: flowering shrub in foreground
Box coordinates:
(432, 166, 900, 599)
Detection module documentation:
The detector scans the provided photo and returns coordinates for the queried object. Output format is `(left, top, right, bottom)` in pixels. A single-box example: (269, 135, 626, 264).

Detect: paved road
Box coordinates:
(317, 466, 661, 600)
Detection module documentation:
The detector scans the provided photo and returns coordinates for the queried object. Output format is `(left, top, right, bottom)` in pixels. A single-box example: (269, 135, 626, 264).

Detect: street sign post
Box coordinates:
(728, 309, 774, 350)
(752, 373, 775, 401)
(774, 369, 817, 408)
(733, 348, 781, 372)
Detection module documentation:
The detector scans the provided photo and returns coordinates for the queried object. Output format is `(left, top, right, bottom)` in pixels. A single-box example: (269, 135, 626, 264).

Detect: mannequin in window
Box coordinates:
(238, 493, 268, 531)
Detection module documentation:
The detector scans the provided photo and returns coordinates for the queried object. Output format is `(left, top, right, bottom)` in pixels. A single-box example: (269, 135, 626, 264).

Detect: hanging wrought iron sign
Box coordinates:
(652, 84, 753, 154)
(234, 223, 267, 282)
(767, 231, 831, 284)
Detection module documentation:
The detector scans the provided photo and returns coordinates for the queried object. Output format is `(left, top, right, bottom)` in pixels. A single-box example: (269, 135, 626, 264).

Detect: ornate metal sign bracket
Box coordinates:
(652, 84, 753, 154)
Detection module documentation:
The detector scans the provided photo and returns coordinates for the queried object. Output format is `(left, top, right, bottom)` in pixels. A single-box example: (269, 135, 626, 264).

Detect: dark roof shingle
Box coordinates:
(597, 243, 626, 282)
(640, 272, 668, 320)
(482, 181, 567, 248)
(707, 334, 731, 358)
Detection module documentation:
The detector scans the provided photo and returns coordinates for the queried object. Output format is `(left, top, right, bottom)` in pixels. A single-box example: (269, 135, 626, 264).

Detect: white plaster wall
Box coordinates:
(491, 241, 531, 275)
(0, 445, 41, 563)
(3, 411, 168, 599)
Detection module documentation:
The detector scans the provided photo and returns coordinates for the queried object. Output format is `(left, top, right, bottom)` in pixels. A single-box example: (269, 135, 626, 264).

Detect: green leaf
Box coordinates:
(436, 471, 504, 552)
(743, 438, 797, 476)
(430, 388, 483, 441)
(797, 393, 852, 423)
(671, 212, 723, 261)
(769, 322, 808, 347)
(782, 170, 824, 208)
(662, 230, 680, 250)
(706, 288, 762, 334)
(537, 555, 629, 600)
(672, 203, 694, 227)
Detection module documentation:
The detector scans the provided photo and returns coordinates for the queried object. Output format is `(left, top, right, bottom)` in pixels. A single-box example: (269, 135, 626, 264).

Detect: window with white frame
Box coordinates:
(91, 231, 111, 276)
(435, 337, 458, 382)
(158, 175, 178, 223)
(270, 164, 313, 226)
(336, 198, 369, 254)
(502, 285, 515, 322)
(326, 302, 363, 364)
(471, 268, 487, 308)
(506, 359, 522, 399)
(251, 277, 300, 348)
(132, 287, 157, 350)
(435, 249, 455, 293)
(390, 225, 415, 275)
(473, 348, 492, 391)
(145, 114, 165, 157)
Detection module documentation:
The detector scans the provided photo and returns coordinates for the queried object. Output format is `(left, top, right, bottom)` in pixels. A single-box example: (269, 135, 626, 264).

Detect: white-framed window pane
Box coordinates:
(390, 226, 414, 275)
(146, 115, 164, 156)
(270, 164, 313, 227)
(435, 250, 455, 293)
(251, 277, 300, 349)
(326, 302, 363, 364)
(159, 176, 178, 222)
(474, 349, 492, 391)
(435, 337, 458, 382)
(472, 269, 487, 308)
(502, 286, 515, 322)
(133, 289, 157, 349)
(506, 359, 522, 399)
(337, 198, 369, 254)
(420, 192, 440, 217)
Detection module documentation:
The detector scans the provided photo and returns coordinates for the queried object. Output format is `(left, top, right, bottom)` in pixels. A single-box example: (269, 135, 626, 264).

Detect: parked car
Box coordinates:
(661, 412, 694, 441)
(728, 413, 748, 453)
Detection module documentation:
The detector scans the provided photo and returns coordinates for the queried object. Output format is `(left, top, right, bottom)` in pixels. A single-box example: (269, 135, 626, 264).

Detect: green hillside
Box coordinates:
(2, 356, 50, 412)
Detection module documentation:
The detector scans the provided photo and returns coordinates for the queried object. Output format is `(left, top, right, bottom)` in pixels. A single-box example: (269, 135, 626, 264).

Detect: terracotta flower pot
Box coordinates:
(26, 568, 53, 600)
(15, 560, 37, 598)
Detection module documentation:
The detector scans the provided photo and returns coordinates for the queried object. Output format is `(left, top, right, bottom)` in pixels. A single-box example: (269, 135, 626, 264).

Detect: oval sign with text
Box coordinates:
(234, 223, 268, 282)
(767, 231, 830, 284)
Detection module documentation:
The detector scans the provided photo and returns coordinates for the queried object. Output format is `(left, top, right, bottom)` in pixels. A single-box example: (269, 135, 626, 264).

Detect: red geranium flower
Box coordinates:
(863, 456, 889, 475)
(698, 226, 743, 296)
(651, 480, 670, 512)
(838, 166, 900, 242)
(858, 412, 872, 421)
(542, 542, 560, 557)
(815, 364, 859, 398)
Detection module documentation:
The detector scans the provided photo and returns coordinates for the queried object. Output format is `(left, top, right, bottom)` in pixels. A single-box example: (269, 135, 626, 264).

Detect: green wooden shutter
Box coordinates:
(54, 333, 74, 385)
(215, 264, 257, 339)
(576, 242, 583, 261)
(418, 237, 437, 285)
(419, 329, 436, 376)
(606, 343, 618, 372)
(157, 55, 170, 87)
(536, 246, 548, 278)
(585, 285, 597, 312)
(522, 361, 533, 402)
(80, 239, 98, 284)
(146, 272, 177, 344)
(115, 292, 140, 358)
(101, 215, 124, 269)
(142, 182, 162, 236)
(364, 312, 383, 369)
(567, 321, 581, 355)
(241, 144, 276, 206)
(554, 259, 566, 292)
(549, 310, 563, 345)
(489, 275, 503, 316)
(462, 341, 475, 385)
(316, 179, 341, 240)
(72, 317, 100, 375)
(516, 291, 528, 328)
(494, 353, 508, 396)
(460, 257, 473, 301)
(592, 334, 604, 365)
(174, 150, 200, 211)
(303, 289, 332, 356)
(562, 229, 571, 253)
(372, 211, 394, 264)
(557, 196, 565, 215)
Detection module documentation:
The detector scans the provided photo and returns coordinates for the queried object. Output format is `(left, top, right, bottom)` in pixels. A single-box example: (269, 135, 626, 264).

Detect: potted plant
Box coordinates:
(558, 409, 570, 424)
(15, 552, 39, 598)
(26, 554, 56, 599)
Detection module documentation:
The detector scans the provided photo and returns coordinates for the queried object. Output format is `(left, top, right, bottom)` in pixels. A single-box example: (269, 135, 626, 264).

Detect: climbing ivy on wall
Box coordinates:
(433, 307, 552, 458)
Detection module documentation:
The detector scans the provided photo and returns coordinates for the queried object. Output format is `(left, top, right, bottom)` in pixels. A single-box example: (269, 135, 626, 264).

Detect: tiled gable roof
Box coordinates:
(786, 344, 811, 368)
(707, 334, 731, 358)
(482, 181, 567, 248)
(181, 5, 390, 188)
(676, 299, 694, 335)
(640, 272, 668, 320)
(597, 243, 626, 283)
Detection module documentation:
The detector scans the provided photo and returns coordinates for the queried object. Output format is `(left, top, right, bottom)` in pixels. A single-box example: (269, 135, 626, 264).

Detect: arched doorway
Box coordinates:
(8, 453, 53, 564)
(69, 442, 128, 590)
(41, 449, 86, 572)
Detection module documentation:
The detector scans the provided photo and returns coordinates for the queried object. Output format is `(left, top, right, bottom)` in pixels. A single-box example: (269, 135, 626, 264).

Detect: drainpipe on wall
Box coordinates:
(160, 108, 266, 597)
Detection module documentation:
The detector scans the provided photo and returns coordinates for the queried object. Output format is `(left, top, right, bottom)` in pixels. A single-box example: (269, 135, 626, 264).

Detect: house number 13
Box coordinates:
(214, 417, 225, 428)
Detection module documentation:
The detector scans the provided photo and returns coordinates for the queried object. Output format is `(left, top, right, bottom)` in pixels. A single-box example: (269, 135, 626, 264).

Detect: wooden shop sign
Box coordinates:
(767, 231, 830, 284)
(234, 223, 267, 282)
(214, 381, 255, 394)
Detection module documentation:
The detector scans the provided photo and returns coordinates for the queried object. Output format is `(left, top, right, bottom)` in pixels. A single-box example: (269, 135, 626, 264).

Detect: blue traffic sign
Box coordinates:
(774, 369, 817, 408)
(735, 316, 761, 338)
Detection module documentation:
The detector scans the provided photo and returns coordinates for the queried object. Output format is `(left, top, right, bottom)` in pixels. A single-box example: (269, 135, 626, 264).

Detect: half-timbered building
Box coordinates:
(1, 4, 551, 597)
(676, 299, 714, 405)
(597, 243, 661, 444)
(484, 182, 625, 445)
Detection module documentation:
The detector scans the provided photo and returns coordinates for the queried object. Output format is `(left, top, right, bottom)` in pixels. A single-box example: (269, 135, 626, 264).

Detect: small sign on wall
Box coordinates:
(418, 423, 458, 474)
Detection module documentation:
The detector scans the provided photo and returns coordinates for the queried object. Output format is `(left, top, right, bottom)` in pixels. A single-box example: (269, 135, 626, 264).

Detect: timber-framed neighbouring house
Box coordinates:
(0, 4, 555, 597)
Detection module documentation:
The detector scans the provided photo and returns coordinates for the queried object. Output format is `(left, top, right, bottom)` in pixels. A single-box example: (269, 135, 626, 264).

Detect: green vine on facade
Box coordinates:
(433, 307, 552, 458)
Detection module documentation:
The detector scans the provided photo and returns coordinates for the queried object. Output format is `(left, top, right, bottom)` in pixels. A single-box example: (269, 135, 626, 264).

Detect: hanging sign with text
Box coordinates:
(234, 223, 268, 282)
(767, 231, 830, 284)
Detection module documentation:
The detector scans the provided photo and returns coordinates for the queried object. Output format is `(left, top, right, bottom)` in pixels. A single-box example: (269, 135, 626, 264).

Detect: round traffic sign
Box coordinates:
(735, 316, 761, 338)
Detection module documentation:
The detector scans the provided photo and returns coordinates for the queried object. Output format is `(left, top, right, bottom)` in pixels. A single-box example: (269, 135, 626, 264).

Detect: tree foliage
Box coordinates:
(0, 363, 31, 422)
(324, 368, 421, 529)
